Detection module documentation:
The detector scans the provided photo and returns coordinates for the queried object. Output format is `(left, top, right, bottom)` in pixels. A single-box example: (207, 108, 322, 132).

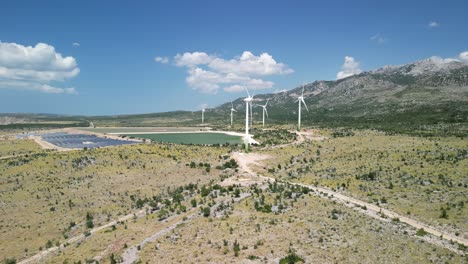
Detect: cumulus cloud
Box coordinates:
(0, 80, 77, 94)
(0, 41, 79, 94)
(208, 51, 293, 76)
(428, 21, 439, 28)
(186, 67, 223, 94)
(165, 51, 292, 93)
(224, 85, 245, 93)
(273, 88, 287, 94)
(336, 56, 362, 80)
(459, 51, 468, 63)
(370, 34, 386, 44)
(174, 52, 214, 67)
(425, 52, 468, 65)
(154, 56, 169, 64)
(72, 42, 80, 47)
(39, 85, 77, 94)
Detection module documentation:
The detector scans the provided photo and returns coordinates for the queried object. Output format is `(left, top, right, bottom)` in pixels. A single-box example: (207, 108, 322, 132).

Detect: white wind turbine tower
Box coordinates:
(201, 108, 205, 125)
(256, 99, 269, 128)
(244, 88, 254, 136)
(249, 93, 255, 128)
(230, 102, 237, 127)
(296, 85, 308, 131)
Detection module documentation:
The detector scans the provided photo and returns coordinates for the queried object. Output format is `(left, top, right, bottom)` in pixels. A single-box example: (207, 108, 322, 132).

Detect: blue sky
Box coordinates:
(0, 0, 467, 115)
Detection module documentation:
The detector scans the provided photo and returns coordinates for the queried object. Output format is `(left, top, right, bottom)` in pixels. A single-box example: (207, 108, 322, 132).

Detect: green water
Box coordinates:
(125, 133, 243, 145)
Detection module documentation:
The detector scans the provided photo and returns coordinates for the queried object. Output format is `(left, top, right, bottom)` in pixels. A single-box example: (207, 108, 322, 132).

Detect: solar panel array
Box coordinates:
(16, 132, 37, 139)
(41, 133, 136, 149)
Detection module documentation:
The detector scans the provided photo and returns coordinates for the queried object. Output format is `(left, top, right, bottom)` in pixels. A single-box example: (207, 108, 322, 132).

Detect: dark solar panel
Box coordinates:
(41, 133, 137, 149)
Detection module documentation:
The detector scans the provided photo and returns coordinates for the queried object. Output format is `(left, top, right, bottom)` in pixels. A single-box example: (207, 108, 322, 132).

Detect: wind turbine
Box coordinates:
(295, 85, 308, 131)
(255, 99, 269, 128)
(230, 102, 237, 127)
(201, 108, 205, 125)
(244, 88, 254, 136)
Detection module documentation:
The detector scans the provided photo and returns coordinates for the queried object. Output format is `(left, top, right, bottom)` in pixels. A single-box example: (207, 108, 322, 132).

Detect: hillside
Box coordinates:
(1, 57, 467, 135)
(216, 57, 468, 134)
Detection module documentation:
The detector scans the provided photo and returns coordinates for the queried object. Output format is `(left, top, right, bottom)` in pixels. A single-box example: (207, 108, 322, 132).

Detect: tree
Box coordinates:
(440, 208, 448, 219)
(45, 240, 53, 249)
(200, 186, 210, 197)
(279, 250, 304, 264)
(191, 199, 197, 207)
(4, 258, 16, 264)
(110, 253, 117, 264)
(86, 219, 94, 228)
(201, 207, 210, 217)
(233, 240, 240, 257)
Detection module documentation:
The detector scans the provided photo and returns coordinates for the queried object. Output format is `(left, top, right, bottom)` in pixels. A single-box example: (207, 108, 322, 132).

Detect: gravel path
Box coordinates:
(232, 151, 468, 253)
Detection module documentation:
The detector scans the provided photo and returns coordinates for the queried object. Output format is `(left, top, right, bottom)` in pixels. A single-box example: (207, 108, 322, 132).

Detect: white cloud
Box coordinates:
(458, 51, 468, 63)
(428, 21, 439, 28)
(224, 85, 245, 92)
(336, 56, 362, 80)
(154, 56, 169, 64)
(273, 89, 287, 94)
(0, 41, 79, 94)
(72, 42, 80, 47)
(370, 34, 386, 44)
(428, 56, 459, 64)
(167, 51, 292, 93)
(208, 51, 293, 76)
(174, 52, 215, 67)
(0, 80, 77, 94)
(186, 67, 222, 94)
(38, 84, 77, 94)
(243, 78, 274, 89)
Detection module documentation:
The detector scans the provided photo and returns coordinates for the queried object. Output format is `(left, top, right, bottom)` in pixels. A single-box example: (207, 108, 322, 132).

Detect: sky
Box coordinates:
(0, 0, 467, 115)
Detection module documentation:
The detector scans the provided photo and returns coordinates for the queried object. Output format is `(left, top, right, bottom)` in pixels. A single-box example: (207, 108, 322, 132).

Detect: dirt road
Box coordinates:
(232, 151, 468, 253)
(18, 210, 146, 264)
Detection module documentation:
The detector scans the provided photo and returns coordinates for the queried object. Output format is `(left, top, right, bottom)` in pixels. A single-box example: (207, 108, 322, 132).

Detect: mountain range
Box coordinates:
(1, 57, 467, 135)
(214, 57, 468, 134)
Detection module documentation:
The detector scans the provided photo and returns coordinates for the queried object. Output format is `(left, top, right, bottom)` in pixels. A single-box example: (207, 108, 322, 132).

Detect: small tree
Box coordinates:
(4, 258, 16, 264)
(233, 240, 240, 257)
(279, 249, 304, 264)
(201, 207, 210, 217)
(45, 240, 53, 249)
(440, 208, 448, 219)
(110, 253, 117, 264)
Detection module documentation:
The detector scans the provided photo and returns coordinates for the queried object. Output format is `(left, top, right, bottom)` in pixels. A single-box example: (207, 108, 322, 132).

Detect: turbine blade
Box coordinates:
(265, 99, 269, 107)
(265, 108, 268, 118)
(301, 99, 309, 112)
(245, 87, 251, 97)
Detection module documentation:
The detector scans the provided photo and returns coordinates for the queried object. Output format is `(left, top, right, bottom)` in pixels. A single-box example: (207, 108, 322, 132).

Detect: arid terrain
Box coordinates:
(1, 128, 466, 264)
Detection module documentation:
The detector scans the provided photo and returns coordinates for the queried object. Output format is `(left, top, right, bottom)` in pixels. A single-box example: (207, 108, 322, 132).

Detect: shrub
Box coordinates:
(201, 207, 210, 217)
(416, 228, 428, 236)
(233, 240, 240, 257)
(279, 250, 304, 264)
(440, 208, 448, 219)
(4, 258, 16, 264)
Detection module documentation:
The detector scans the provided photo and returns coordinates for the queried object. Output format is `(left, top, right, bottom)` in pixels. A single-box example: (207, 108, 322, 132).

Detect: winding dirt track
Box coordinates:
(232, 150, 468, 252)
(18, 210, 146, 264)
